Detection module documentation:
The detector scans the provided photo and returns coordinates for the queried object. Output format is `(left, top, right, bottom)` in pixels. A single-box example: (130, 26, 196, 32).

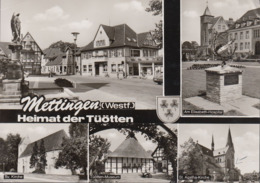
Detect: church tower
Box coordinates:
(225, 127, 235, 171)
(211, 134, 214, 151)
(200, 2, 214, 46)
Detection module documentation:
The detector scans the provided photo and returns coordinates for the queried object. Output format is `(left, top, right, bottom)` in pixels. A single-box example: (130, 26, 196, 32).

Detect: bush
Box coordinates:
(32, 169, 46, 174)
(55, 78, 74, 87)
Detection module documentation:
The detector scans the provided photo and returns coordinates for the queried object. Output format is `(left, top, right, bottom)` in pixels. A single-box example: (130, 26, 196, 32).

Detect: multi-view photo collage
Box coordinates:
(0, 0, 259, 183)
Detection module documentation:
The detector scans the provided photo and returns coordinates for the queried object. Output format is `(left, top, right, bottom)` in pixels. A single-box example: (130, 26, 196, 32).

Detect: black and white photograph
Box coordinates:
(178, 124, 260, 183)
(0, 0, 163, 110)
(181, 0, 260, 117)
(0, 123, 84, 182)
(89, 122, 177, 183)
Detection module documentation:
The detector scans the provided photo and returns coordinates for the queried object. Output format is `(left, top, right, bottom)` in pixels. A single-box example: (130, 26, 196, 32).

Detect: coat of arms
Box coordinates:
(156, 96, 180, 123)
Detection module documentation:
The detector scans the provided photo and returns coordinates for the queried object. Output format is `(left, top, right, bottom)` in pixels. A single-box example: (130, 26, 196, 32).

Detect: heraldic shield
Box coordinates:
(156, 96, 180, 123)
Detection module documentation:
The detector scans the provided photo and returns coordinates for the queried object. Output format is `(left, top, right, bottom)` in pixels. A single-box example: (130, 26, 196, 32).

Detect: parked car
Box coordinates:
(153, 70, 163, 84)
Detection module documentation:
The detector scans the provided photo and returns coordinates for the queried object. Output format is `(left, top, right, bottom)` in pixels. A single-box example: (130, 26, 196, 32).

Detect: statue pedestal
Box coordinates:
(2, 79, 22, 95)
(205, 66, 243, 104)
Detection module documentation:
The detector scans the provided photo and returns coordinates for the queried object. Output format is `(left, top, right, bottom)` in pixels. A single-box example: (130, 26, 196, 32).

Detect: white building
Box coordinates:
(80, 24, 161, 79)
(105, 136, 154, 174)
(18, 130, 72, 175)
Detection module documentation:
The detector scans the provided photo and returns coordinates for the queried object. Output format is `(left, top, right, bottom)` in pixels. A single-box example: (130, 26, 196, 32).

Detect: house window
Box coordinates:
(240, 32, 243, 39)
(218, 25, 221, 30)
(222, 25, 225, 30)
(248, 42, 250, 49)
(83, 65, 87, 72)
(111, 64, 116, 72)
(246, 31, 249, 39)
(240, 43, 243, 50)
(143, 50, 148, 57)
(117, 49, 122, 57)
(235, 33, 238, 39)
(130, 50, 140, 57)
(89, 65, 92, 72)
(245, 42, 247, 49)
(111, 50, 115, 57)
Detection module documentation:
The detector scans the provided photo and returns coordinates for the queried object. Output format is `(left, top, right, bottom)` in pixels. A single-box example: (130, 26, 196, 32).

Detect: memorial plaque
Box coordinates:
(224, 74, 239, 85)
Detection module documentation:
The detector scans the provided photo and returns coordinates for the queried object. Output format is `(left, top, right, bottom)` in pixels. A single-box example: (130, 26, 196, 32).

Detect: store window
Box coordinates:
(111, 64, 116, 72)
(118, 64, 123, 71)
(103, 64, 108, 72)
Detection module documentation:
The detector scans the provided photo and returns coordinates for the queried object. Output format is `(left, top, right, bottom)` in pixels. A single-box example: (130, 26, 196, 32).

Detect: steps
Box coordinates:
(0, 94, 21, 104)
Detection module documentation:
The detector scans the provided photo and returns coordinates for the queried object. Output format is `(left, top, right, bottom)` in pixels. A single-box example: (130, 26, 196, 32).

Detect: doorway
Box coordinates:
(95, 63, 99, 76)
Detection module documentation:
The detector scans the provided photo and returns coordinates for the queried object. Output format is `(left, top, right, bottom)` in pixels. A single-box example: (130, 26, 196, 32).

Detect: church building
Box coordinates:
(17, 130, 72, 175)
(195, 128, 240, 181)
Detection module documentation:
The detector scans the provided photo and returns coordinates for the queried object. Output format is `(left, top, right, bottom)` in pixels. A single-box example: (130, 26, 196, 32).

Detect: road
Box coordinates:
(28, 75, 163, 109)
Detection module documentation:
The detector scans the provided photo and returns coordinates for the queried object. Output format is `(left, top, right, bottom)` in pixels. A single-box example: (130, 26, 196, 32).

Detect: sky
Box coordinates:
(179, 124, 260, 174)
(181, 0, 260, 44)
(0, 0, 161, 49)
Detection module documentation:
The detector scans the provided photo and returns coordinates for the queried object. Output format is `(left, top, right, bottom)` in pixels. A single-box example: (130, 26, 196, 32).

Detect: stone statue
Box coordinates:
(11, 13, 21, 43)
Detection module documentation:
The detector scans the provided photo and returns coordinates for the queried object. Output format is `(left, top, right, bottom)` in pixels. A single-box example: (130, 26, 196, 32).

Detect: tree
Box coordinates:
(39, 140, 47, 172)
(89, 135, 110, 175)
(49, 40, 76, 52)
(55, 123, 89, 176)
(0, 138, 7, 171)
(30, 142, 38, 169)
(146, 0, 163, 45)
(178, 138, 203, 175)
(5, 134, 21, 171)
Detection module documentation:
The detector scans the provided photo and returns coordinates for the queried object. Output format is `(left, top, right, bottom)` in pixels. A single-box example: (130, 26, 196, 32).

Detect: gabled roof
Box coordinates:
(101, 24, 115, 40)
(197, 144, 213, 157)
(0, 42, 12, 58)
(81, 24, 158, 51)
(21, 32, 43, 54)
(213, 146, 229, 156)
(43, 47, 64, 59)
(45, 54, 63, 66)
(108, 136, 153, 159)
(19, 130, 68, 158)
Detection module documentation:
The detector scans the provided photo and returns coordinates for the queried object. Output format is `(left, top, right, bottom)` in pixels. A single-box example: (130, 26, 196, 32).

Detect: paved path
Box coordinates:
(25, 75, 162, 109)
(185, 95, 260, 116)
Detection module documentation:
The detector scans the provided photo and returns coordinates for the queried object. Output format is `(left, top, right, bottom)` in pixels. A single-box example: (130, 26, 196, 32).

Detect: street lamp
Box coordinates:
(71, 32, 80, 75)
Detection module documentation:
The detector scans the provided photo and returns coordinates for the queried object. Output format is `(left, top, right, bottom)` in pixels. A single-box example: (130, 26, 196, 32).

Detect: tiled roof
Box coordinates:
(43, 48, 64, 59)
(101, 24, 115, 40)
(19, 130, 68, 158)
(197, 144, 213, 157)
(236, 7, 260, 23)
(213, 147, 229, 156)
(81, 24, 158, 51)
(0, 42, 12, 58)
(45, 54, 63, 66)
(108, 136, 153, 159)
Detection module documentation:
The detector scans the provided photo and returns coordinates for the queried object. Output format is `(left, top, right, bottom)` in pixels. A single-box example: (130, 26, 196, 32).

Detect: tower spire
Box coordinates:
(226, 127, 234, 148)
(211, 134, 214, 151)
(203, 0, 211, 16)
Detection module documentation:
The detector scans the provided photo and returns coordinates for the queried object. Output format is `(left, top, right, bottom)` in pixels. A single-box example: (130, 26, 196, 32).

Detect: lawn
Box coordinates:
(182, 61, 260, 114)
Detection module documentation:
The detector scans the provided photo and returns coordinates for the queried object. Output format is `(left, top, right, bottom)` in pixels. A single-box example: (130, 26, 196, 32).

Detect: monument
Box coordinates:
(1, 13, 28, 99)
(205, 65, 243, 104)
